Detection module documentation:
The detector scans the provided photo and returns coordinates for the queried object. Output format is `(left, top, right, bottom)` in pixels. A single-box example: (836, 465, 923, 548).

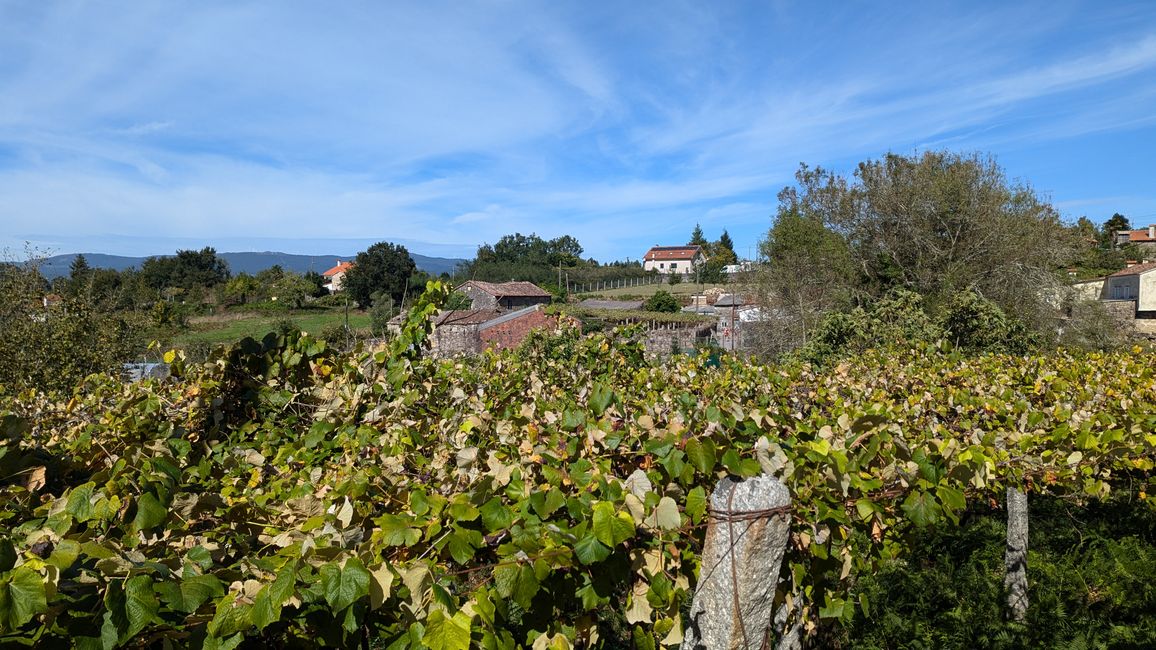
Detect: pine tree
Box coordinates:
(719, 229, 734, 253)
(689, 223, 707, 246)
(69, 254, 91, 281)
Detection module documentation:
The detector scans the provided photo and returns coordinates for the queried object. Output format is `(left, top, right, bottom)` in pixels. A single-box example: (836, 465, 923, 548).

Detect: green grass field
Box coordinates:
(173, 309, 372, 348)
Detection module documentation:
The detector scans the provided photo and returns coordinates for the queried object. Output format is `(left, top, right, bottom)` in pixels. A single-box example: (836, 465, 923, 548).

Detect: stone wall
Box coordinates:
(1102, 299, 1136, 325)
(459, 285, 499, 310)
(643, 324, 713, 357)
(432, 324, 482, 358)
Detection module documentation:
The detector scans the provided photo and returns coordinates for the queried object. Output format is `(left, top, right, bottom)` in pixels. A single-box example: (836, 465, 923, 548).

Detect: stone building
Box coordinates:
(1104, 261, 1156, 317)
(431, 305, 555, 357)
(457, 281, 552, 311)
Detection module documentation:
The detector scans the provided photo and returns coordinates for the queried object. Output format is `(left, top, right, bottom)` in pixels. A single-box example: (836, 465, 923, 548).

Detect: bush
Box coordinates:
(941, 288, 1038, 353)
(644, 290, 680, 313)
(841, 492, 1156, 648)
(800, 290, 943, 362)
(150, 300, 190, 329)
(444, 291, 472, 310)
(273, 318, 300, 337)
(667, 273, 682, 286)
(310, 292, 351, 309)
(1060, 299, 1126, 351)
(319, 323, 359, 350)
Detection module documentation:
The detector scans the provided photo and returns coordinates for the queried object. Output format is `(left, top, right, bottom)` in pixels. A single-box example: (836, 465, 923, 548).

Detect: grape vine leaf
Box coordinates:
(422, 608, 472, 650)
(320, 558, 371, 612)
(592, 502, 635, 547)
(574, 534, 612, 565)
(0, 565, 47, 631)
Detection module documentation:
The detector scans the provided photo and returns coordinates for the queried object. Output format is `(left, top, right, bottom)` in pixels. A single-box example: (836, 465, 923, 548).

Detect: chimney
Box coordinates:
(1148, 225, 1155, 240)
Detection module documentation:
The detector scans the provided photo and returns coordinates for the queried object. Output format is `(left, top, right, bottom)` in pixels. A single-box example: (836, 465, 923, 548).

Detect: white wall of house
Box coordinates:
(643, 255, 704, 275)
(1141, 272, 1156, 312)
(1070, 279, 1106, 302)
(325, 271, 347, 292)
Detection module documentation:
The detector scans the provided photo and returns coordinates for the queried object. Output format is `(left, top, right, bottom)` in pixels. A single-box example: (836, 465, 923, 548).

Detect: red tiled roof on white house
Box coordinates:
(1114, 225, 1156, 247)
(643, 245, 705, 262)
(322, 260, 355, 278)
(642, 245, 706, 275)
(322, 259, 355, 292)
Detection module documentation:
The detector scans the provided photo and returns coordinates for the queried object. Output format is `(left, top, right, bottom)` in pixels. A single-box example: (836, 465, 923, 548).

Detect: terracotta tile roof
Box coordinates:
(458, 280, 551, 297)
(322, 260, 354, 277)
(643, 245, 704, 261)
(1109, 261, 1156, 277)
(1123, 228, 1156, 243)
(435, 309, 503, 326)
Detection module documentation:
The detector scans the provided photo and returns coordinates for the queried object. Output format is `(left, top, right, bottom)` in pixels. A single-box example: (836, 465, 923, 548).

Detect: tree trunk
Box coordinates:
(1004, 487, 1029, 621)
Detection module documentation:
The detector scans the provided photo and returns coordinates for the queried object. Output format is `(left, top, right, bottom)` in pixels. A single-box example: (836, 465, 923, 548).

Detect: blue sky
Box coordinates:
(2, 1, 1155, 263)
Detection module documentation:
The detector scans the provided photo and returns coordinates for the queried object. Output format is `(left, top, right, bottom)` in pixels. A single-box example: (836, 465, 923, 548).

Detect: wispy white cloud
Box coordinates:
(0, 1, 1154, 261)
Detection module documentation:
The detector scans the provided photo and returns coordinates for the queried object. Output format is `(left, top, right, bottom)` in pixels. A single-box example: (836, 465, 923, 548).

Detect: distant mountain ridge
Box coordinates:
(35, 251, 466, 280)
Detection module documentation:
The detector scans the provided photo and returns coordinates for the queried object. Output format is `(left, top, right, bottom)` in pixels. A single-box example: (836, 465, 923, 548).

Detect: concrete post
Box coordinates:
(682, 475, 792, 650)
(1005, 487, 1029, 621)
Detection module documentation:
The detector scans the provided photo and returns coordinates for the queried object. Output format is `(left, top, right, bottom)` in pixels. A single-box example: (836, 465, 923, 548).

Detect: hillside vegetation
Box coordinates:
(1, 282, 1154, 647)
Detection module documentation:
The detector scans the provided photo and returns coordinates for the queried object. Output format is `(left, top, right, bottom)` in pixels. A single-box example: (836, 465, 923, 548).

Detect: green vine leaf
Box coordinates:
(320, 558, 371, 613)
(422, 608, 473, 650)
(592, 502, 635, 547)
(0, 565, 47, 632)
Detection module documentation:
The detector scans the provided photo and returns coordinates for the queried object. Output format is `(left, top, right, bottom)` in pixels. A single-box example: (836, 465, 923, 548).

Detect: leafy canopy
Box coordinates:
(342, 241, 417, 308)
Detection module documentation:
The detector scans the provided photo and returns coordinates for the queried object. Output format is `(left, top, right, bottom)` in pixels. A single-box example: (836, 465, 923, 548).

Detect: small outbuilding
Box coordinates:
(457, 281, 552, 311)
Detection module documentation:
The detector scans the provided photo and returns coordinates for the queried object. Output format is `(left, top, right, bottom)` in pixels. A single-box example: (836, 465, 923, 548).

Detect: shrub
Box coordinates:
(644, 290, 680, 313)
(273, 318, 300, 337)
(1059, 299, 1126, 351)
(941, 288, 1038, 353)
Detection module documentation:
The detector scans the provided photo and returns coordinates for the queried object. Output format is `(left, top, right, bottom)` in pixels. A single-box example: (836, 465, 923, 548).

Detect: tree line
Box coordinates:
(0, 241, 436, 393)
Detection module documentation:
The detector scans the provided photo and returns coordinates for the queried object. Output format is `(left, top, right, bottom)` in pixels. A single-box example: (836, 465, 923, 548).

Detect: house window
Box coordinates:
(1112, 282, 1136, 300)
(659, 263, 664, 269)
(670, 262, 678, 270)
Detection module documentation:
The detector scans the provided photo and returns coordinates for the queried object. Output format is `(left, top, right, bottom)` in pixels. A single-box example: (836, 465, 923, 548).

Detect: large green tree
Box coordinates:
(757, 203, 856, 353)
(755, 151, 1077, 356)
(789, 152, 1071, 321)
(343, 242, 416, 308)
(1101, 212, 1131, 249)
(0, 262, 143, 393)
(140, 247, 230, 291)
(463, 232, 591, 285)
(718, 229, 734, 254)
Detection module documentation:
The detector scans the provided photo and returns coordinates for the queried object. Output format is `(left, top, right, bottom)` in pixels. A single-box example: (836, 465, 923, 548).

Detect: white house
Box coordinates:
(642, 245, 706, 276)
(322, 260, 354, 293)
(1104, 261, 1156, 315)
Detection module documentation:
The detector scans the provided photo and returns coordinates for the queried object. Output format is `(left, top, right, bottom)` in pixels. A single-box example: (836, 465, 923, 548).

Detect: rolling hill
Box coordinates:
(35, 251, 466, 280)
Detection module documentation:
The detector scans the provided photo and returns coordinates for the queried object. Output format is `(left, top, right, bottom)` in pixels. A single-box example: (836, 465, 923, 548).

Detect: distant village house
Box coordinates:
(1114, 225, 1156, 253)
(322, 260, 354, 293)
(642, 245, 706, 276)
